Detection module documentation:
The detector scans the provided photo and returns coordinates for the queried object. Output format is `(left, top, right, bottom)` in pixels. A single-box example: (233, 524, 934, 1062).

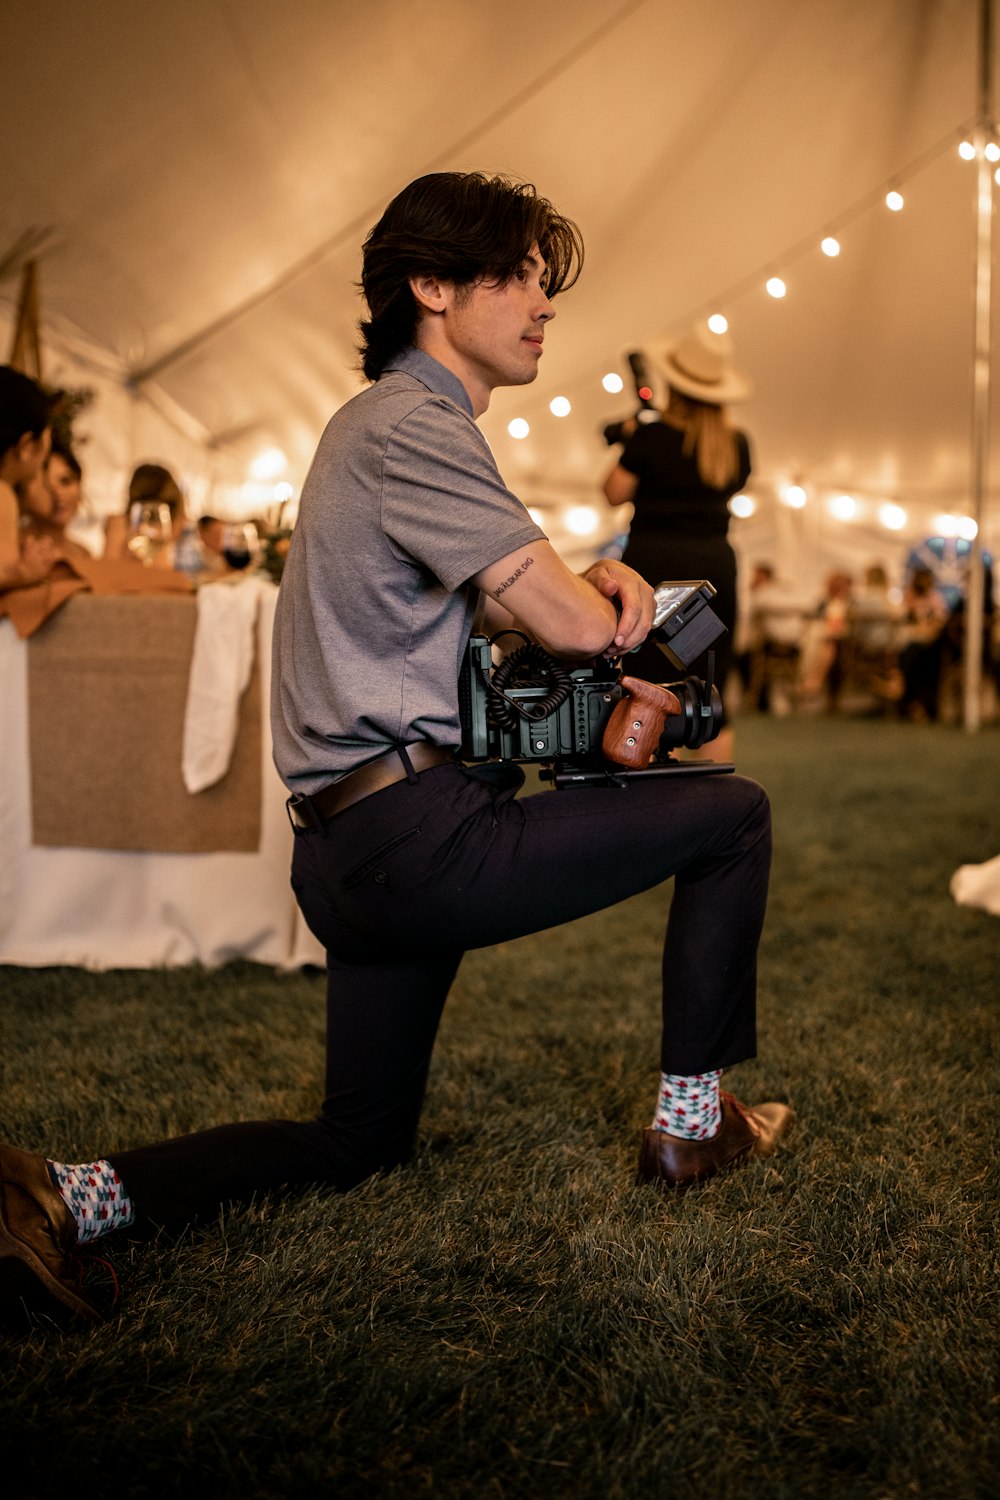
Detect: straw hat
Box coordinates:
(657, 323, 754, 405)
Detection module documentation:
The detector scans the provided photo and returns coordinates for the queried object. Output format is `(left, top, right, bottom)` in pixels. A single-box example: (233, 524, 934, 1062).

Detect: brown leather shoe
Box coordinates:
(0, 1144, 103, 1323)
(638, 1091, 794, 1193)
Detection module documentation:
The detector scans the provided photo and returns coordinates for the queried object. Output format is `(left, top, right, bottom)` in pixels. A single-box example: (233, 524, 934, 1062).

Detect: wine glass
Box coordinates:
(221, 522, 260, 573)
(126, 502, 173, 565)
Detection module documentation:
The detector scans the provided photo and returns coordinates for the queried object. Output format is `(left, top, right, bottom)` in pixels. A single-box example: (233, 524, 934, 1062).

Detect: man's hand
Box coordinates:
(581, 559, 655, 653)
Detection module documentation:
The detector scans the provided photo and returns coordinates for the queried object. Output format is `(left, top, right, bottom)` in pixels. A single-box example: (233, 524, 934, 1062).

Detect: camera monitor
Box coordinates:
(651, 580, 726, 672)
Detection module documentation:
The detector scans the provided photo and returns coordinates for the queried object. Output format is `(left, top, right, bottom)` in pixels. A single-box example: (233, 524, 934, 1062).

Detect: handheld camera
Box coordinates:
(458, 580, 734, 788)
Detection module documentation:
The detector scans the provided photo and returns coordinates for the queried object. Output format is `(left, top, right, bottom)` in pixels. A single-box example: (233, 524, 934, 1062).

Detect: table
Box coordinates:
(0, 586, 324, 970)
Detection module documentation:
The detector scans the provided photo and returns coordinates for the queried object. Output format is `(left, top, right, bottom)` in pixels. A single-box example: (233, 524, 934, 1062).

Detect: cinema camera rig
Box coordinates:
(458, 580, 734, 789)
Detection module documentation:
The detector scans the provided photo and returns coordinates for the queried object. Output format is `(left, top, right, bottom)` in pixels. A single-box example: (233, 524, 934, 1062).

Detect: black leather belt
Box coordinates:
(286, 743, 456, 831)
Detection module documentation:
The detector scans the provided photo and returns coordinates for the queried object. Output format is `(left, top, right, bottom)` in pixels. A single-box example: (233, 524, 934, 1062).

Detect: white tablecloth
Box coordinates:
(0, 587, 324, 970)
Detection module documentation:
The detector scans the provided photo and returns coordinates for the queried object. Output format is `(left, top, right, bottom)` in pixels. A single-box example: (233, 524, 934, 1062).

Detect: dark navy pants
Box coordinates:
(111, 760, 771, 1229)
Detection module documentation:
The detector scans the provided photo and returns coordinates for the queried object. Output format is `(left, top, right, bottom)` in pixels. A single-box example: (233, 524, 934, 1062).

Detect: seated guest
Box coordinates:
(21, 438, 93, 561)
(800, 570, 854, 711)
(0, 364, 58, 590)
(104, 462, 186, 565)
(738, 561, 804, 714)
(898, 566, 949, 722)
(197, 513, 229, 574)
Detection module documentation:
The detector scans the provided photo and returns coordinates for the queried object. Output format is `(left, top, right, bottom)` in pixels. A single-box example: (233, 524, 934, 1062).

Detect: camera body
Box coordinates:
(458, 580, 733, 785)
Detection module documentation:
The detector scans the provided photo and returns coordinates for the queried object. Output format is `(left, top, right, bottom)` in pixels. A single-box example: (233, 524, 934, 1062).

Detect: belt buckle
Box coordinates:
(286, 792, 322, 835)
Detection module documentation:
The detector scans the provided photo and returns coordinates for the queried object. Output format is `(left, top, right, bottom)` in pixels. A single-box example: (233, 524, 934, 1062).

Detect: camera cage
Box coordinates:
(458, 580, 734, 787)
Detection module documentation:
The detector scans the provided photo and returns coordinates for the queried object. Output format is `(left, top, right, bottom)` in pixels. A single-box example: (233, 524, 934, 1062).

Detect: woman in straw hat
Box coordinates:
(603, 322, 754, 763)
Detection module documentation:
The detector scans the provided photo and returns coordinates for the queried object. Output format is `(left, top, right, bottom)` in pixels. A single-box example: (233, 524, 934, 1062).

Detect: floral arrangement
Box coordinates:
(260, 525, 293, 584)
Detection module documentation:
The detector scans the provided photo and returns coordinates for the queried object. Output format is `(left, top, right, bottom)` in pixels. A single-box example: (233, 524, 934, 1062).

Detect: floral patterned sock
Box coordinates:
(47, 1159, 135, 1244)
(652, 1070, 722, 1140)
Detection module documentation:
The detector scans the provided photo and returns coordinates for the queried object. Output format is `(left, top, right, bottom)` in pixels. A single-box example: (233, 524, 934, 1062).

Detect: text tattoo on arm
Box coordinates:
(491, 555, 534, 600)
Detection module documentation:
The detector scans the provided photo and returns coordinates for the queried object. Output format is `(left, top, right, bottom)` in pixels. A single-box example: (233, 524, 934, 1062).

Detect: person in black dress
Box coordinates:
(603, 323, 754, 763)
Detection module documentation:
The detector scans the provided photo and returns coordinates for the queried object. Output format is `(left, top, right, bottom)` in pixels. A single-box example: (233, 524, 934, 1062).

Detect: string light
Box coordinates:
(729, 493, 756, 518)
(508, 418, 530, 439)
(879, 502, 908, 530)
(249, 446, 287, 480)
(549, 396, 571, 417)
(586, 124, 982, 548)
(829, 494, 857, 521)
(565, 505, 599, 536)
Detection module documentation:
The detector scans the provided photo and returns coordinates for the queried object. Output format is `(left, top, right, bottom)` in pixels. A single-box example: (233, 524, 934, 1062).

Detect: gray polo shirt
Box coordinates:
(270, 347, 545, 793)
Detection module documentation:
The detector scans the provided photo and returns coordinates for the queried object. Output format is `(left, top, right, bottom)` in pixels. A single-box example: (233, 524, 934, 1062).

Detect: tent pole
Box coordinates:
(964, 0, 994, 731)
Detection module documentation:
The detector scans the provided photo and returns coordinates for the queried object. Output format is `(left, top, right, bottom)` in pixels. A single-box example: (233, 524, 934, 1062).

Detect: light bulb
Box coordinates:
(508, 418, 530, 440)
(527, 507, 545, 527)
(957, 516, 979, 541)
(959, 140, 976, 160)
(707, 313, 728, 334)
(933, 513, 959, 538)
(782, 484, 807, 508)
(249, 446, 287, 480)
(602, 372, 624, 394)
(829, 494, 857, 522)
(729, 493, 756, 518)
(879, 503, 907, 531)
(821, 236, 840, 257)
(986, 142, 1000, 162)
(549, 396, 571, 418)
(564, 505, 599, 536)
(886, 190, 904, 212)
(766, 276, 787, 299)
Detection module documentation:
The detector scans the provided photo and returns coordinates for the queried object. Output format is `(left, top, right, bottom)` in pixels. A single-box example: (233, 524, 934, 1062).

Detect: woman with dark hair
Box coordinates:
(0, 364, 58, 589)
(603, 323, 754, 763)
(103, 461, 186, 564)
(21, 438, 92, 560)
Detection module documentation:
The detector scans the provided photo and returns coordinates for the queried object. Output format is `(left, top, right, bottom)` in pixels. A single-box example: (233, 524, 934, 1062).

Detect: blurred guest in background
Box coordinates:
(850, 562, 903, 711)
(897, 566, 949, 722)
(737, 561, 804, 716)
(104, 462, 185, 566)
(0, 364, 58, 590)
(800, 570, 854, 712)
(603, 323, 753, 763)
(21, 439, 93, 561)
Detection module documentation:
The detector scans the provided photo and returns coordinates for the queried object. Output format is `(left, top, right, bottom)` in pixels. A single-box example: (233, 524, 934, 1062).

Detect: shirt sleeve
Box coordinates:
(617, 425, 652, 479)
(381, 397, 545, 590)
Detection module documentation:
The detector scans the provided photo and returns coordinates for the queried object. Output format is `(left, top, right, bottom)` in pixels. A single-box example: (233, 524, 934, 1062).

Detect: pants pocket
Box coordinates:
(340, 826, 423, 889)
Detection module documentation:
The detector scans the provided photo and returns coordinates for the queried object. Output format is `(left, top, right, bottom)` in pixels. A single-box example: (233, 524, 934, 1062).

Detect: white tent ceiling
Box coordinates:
(2, 0, 997, 591)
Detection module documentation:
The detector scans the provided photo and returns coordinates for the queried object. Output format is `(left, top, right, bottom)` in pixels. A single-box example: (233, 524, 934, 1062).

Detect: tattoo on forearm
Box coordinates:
(491, 555, 534, 599)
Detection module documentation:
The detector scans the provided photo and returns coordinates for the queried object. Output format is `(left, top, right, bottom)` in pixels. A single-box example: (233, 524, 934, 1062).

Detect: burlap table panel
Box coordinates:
(27, 594, 262, 852)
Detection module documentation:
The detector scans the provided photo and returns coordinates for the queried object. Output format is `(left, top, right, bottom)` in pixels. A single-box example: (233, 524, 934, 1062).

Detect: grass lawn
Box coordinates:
(1, 713, 998, 1498)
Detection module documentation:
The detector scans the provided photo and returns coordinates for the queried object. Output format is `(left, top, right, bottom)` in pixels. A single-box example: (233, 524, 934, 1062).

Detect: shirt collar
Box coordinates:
(383, 347, 474, 418)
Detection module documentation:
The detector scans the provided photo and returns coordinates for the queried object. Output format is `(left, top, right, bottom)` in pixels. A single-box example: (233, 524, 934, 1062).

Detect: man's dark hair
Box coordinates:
(358, 172, 584, 381)
(0, 364, 53, 456)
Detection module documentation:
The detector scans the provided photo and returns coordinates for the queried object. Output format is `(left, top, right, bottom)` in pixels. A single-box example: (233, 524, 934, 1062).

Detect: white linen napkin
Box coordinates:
(950, 853, 1000, 917)
(182, 576, 265, 794)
